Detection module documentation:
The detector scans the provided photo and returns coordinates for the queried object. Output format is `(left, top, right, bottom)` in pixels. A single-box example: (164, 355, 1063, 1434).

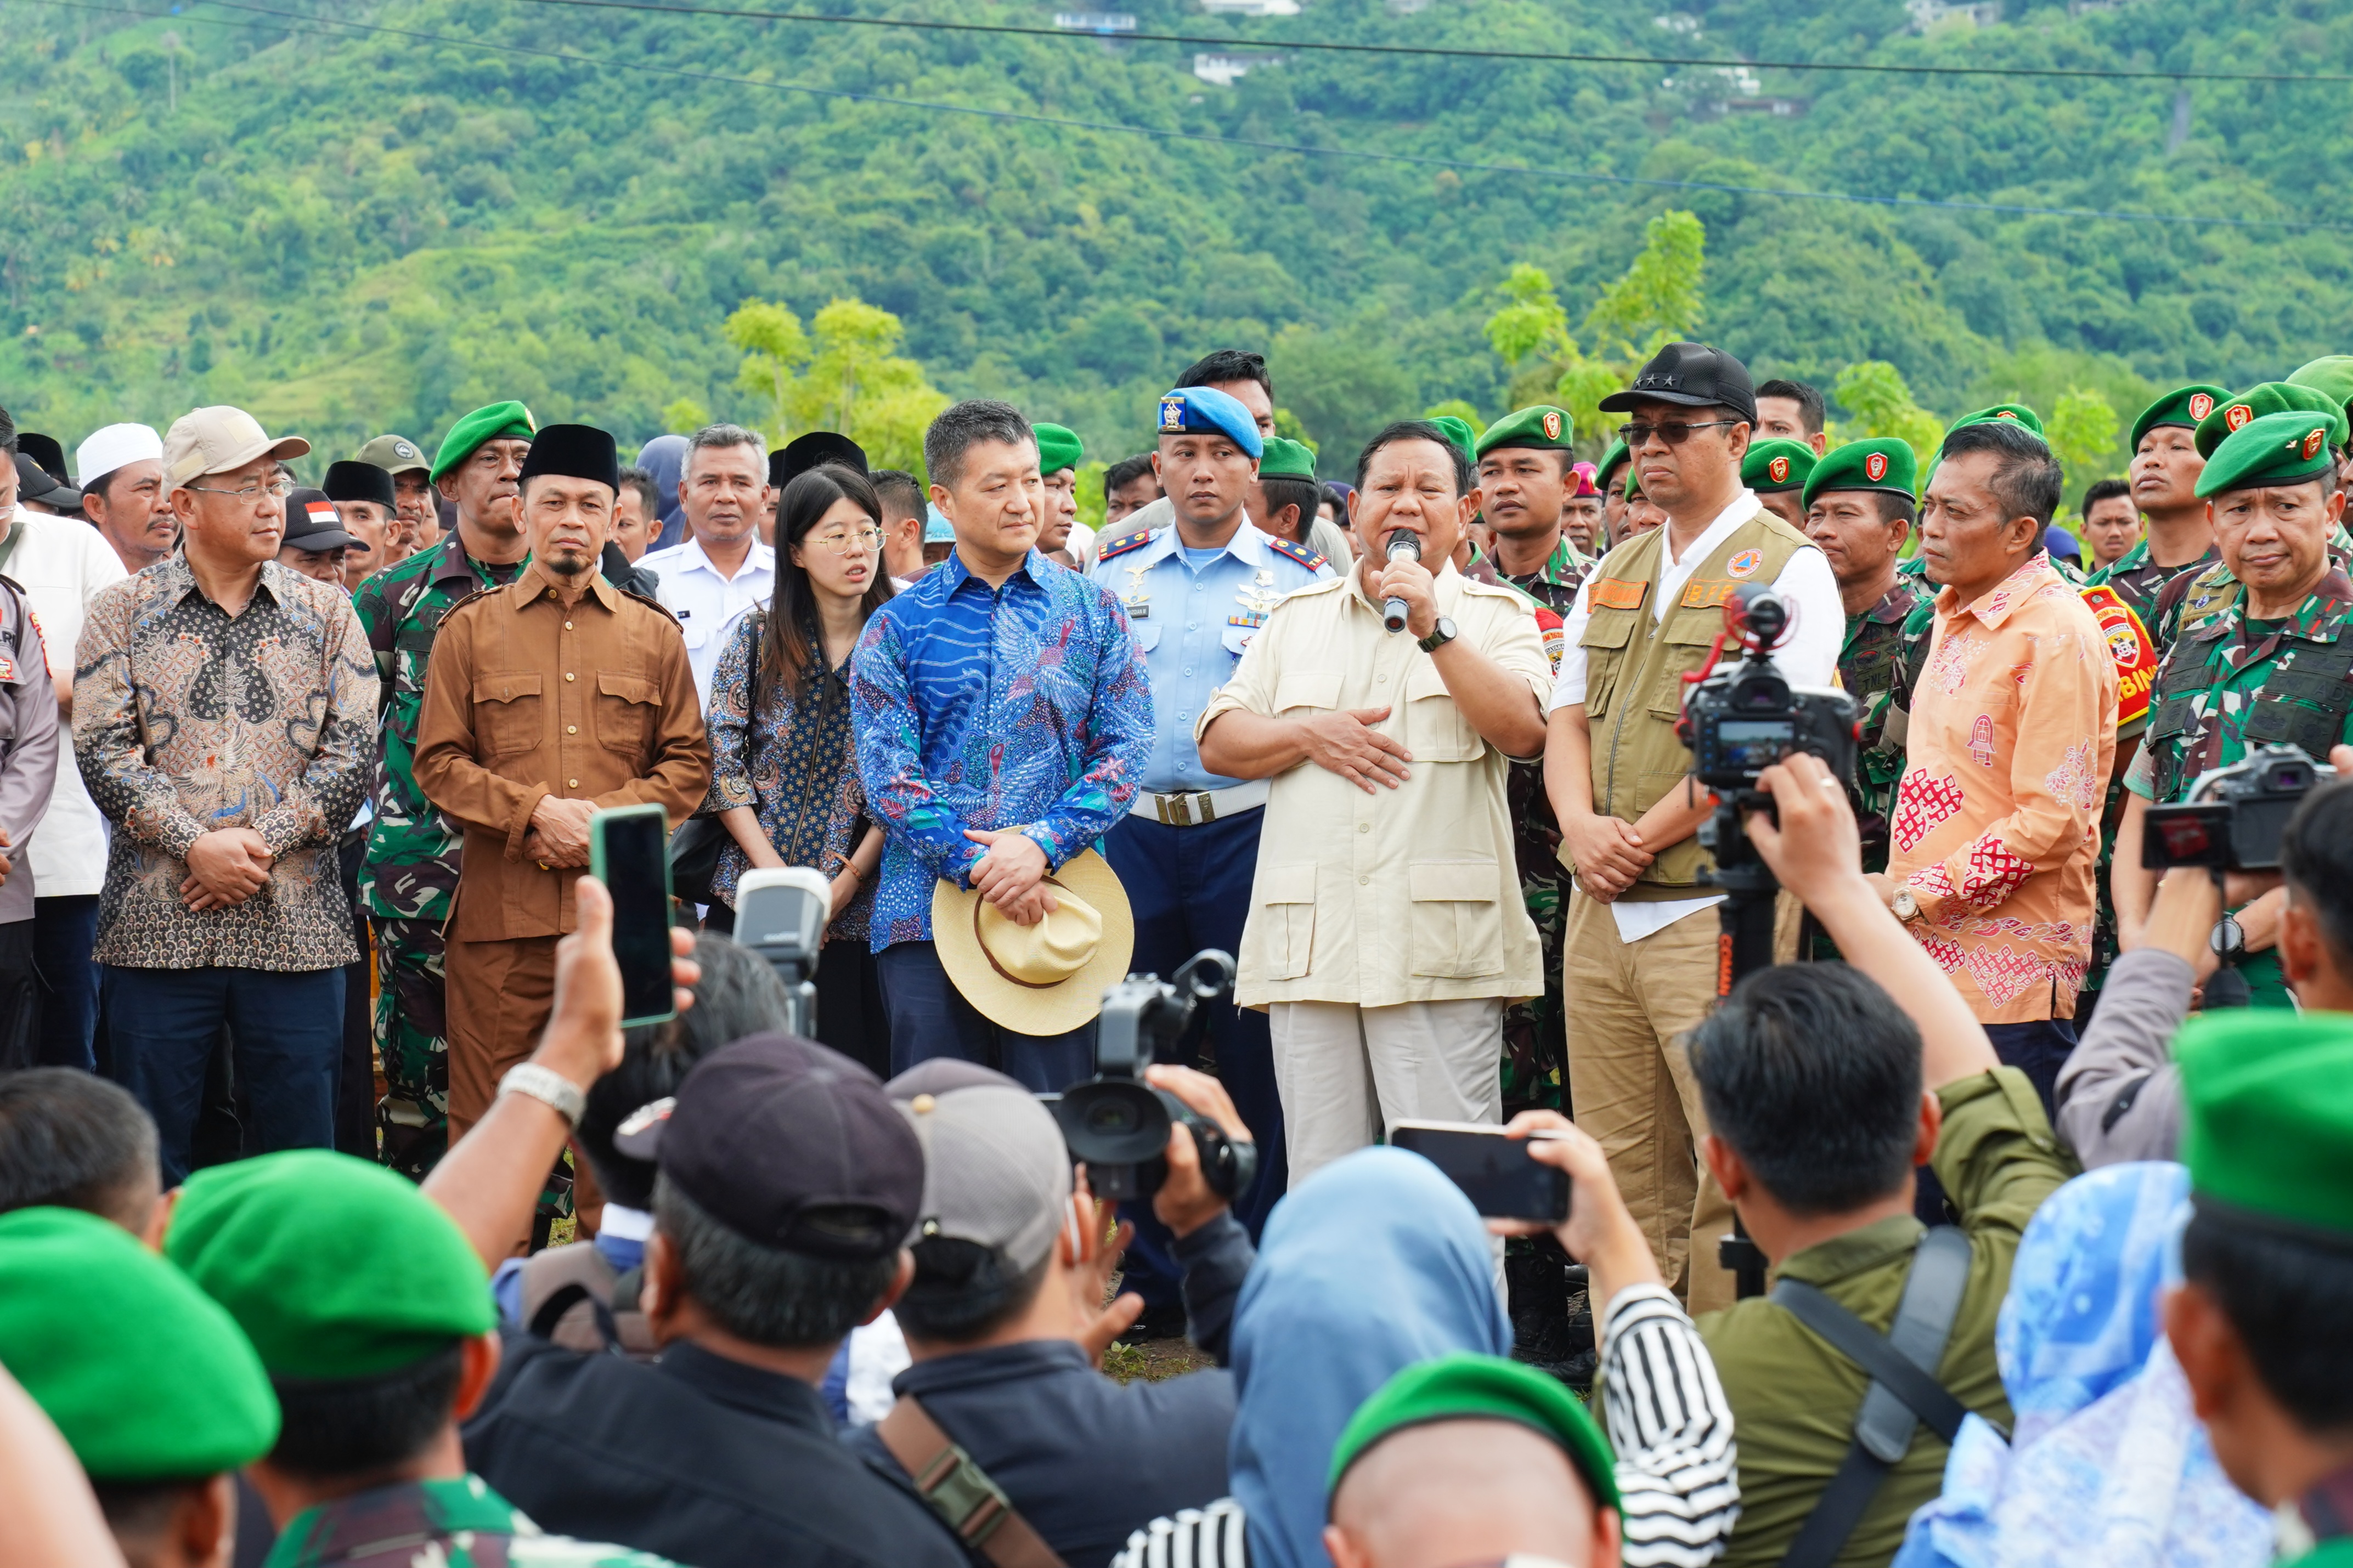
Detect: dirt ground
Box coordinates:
(1102, 1337, 1213, 1383)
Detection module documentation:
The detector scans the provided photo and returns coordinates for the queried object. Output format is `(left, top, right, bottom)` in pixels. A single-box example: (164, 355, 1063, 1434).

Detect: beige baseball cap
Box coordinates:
(354, 433, 429, 476)
(161, 406, 311, 489)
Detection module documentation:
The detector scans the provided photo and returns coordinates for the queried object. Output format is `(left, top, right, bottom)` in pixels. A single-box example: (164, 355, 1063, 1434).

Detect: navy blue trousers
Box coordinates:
(1102, 808, 1289, 1311)
(105, 965, 345, 1183)
(876, 941, 1097, 1093)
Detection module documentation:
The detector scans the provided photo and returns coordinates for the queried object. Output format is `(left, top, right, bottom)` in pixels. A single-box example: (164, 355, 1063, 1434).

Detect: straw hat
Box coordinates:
(932, 850, 1135, 1037)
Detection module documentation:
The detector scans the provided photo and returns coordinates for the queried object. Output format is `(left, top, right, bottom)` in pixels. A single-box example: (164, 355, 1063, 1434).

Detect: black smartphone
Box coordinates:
(1389, 1120, 1570, 1222)
(589, 803, 676, 1027)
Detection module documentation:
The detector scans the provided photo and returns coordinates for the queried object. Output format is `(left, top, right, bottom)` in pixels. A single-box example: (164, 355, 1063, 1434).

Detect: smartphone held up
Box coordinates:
(1389, 1119, 1570, 1223)
(589, 803, 676, 1028)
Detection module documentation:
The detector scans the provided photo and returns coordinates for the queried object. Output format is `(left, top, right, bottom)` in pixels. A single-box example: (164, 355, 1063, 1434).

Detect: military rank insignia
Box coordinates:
(1159, 397, 1186, 433)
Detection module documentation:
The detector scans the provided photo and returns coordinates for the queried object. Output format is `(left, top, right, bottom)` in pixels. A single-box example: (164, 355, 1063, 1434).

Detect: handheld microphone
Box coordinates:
(1381, 529, 1421, 634)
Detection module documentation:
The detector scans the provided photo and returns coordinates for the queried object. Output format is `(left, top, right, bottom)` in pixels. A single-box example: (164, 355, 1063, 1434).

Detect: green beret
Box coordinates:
(1596, 437, 1630, 489)
(2288, 356, 2353, 419)
(429, 400, 536, 483)
(2179, 1010, 2353, 1235)
(1475, 405, 1575, 460)
(1742, 439, 1817, 494)
(1033, 422, 1083, 477)
(1946, 403, 2045, 440)
(1624, 464, 1644, 501)
(0, 1208, 279, 1480)
(2130, 384, 2233, 452)
(1803, 438, 1918, 510)
(1328, 1352, 1619, 1511)
(2194, 383, 2350, 461)
(167, 1151, 494, 1381)
(1428, 415, 1477, 462)
(2194, 409, 2341, 500)
(1259, 437, 1318, 480)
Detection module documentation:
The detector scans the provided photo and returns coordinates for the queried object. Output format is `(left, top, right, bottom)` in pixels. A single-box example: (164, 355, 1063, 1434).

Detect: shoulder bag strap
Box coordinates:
(874, 1396, 1069, 1568)
(1770, 1226, 1976, 1568)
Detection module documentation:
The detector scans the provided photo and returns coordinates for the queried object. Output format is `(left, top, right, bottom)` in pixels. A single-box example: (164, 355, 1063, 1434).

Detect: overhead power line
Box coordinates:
(20, 0, 2348, 233)
(505, 0, 2353, 86)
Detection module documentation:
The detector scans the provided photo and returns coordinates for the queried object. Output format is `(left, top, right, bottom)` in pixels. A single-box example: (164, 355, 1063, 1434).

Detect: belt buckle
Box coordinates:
(1192, 790, 1216, 825)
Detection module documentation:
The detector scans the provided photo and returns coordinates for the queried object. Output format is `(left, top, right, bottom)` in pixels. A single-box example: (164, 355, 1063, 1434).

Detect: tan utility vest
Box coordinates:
(1578, 507, 1813, 896)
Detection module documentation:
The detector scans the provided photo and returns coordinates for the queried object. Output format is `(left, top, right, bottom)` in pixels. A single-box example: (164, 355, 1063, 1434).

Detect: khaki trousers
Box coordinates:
(446, 931, 604, 1230)
(1563, 890, 1736, 1313)
(1269, 998, 1505, 1188)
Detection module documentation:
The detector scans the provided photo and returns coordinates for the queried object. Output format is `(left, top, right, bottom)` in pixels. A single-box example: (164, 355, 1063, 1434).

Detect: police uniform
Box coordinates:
(2125, 410, 2353, 1009)
(1090, 406, 1330, 1278)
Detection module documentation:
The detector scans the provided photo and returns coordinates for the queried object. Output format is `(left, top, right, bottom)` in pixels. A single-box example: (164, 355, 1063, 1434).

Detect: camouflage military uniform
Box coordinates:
(2129, 566, 2353, 1008)
(265, 1475, 678, 1567)
(353, 535, 529, 1180)
(2086, 540, 2219, 658)
(1466, 540, 1587, 1114)
(1843, 578, 1931, 874)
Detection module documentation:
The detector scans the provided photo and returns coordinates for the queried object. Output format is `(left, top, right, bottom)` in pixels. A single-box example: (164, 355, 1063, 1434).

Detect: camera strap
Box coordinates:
(1769, 1225, 1976, 1568)
(876, 1396, 1070, 1568)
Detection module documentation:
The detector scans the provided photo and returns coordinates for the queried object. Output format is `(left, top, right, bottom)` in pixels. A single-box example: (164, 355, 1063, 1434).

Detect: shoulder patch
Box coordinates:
(437, 583, 507, 622)
(1266, 535, 1329, 572)
(1097, 528, 1159, 563)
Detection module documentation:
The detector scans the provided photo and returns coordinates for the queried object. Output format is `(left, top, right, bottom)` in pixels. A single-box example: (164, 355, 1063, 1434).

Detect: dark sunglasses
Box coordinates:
(1621, 419, 1740, 448)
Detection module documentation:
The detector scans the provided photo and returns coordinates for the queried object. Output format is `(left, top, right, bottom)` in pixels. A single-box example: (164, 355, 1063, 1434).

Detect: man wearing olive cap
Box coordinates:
(2085, 385, 2230, 646)
(0, 1205, 278, 1568)
(356, 432, 438, 556)
(2165, 1009, 2353, 1567)
(161, 1151, 681, 1567)
(353, 400, 535, 1180)
(2114, 411, 2353, 1010)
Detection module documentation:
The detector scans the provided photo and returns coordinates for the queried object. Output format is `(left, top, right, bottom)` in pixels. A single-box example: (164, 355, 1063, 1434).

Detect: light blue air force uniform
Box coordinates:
(1089, 519, 1334, 795)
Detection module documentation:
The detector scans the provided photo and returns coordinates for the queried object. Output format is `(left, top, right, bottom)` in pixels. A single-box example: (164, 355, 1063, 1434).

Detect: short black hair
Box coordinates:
(1175, 349, 1271, 398)
(0, 405, 15, 454)
(92, 1478, 215, 1539)
(617, 464, 660, 521)
(1875, 490, 1918, 529)
(2283, 779, 2353, 968)
(870, 467, 924, 522)
(652, 1174, 900, 1348)
(1356, 420, 1471, 499)
(1688, 964, 1924, 1216)
(1105, 453, 1159, 495)
(1756, 378, 1826, 436)
(1259, 474, 1323, 537)
(1938, 420, 2064, 529)
(2182, 1202, 2353, 1433)
(1322, 484, 1350, 522)
(0, 1068, 160, 1229)
(2080, 477, 2132, 516)
(267, 1340, 465, 1482)
(923, 399, 1033, 493)
(893, 1238, 1053, 1344)
(578, 936, 794, 1210)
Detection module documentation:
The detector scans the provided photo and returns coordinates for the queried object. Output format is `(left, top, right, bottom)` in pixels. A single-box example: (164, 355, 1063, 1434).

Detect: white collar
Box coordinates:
(1662, 489, 1763, 569)
(597, 1204, 655, 1242)
(680, 536, 775, 581)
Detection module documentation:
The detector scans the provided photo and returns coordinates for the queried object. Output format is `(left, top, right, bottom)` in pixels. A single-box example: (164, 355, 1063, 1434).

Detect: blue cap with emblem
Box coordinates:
(1155, 386, 1264, 460)
(924, 503, 955, 544)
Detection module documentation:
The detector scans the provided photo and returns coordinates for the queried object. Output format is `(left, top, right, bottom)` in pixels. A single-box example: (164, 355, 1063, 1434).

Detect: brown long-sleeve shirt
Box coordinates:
(414, 562, 708, 942)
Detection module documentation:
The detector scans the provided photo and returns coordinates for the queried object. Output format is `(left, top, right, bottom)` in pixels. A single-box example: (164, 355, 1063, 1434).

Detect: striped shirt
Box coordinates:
(1111, 1284, 1737, 1568)
(849, 548, 1153, 948)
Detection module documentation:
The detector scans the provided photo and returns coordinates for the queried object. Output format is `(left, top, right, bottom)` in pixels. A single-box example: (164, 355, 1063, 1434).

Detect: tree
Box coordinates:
(1829, 361, 1945, 469)
(2047, 388, 2123, 488)
(724, 298, 808, 441)
(724, 295, 949, 474)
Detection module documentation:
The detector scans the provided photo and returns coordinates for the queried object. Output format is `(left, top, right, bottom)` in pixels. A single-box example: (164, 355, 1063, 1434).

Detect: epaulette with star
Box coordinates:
(1266, 535, 1328, 571)
(1097, 528, 1158, 563)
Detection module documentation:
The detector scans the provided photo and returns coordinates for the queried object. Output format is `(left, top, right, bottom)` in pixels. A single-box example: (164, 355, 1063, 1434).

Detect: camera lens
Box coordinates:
(1086, 1100, 1141, 1136)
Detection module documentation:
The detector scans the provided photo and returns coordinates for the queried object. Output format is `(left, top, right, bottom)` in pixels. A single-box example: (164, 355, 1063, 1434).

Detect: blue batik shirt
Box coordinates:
(850, 548, 1153, 949)
(1088, 518, 1332, 793)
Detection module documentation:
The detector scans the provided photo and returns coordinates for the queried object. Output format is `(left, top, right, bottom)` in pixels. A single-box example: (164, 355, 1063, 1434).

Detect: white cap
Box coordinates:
(75, 423, 163, 489)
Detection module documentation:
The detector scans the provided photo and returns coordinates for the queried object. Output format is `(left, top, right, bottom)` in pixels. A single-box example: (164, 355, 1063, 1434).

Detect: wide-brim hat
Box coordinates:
(932, 849, 1134, 1037)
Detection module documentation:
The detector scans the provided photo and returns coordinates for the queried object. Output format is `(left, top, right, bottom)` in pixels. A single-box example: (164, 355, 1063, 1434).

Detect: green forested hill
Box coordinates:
(2, 0, 2349, 477)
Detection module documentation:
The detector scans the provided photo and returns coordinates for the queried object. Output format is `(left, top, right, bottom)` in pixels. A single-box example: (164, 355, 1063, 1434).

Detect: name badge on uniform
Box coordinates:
(1589, 578, 1645, 611)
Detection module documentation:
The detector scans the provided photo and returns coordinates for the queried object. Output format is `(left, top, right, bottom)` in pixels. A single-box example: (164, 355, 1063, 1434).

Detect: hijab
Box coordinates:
(1228, 1147, 1509, 1568)
(637, 433, 691, 550)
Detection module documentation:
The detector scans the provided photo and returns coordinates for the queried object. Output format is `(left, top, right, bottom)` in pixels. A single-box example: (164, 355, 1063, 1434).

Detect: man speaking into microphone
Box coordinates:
(1198, 419, 1554, 1185)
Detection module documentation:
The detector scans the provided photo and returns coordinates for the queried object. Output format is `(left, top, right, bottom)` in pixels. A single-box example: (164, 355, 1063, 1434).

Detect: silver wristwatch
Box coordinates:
(500, 1062, 588, 1128)
(1892, 887, 1923, 925)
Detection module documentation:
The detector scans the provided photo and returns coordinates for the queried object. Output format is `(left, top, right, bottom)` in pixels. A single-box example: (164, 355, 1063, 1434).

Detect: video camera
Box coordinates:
(1044, 949, 1259, 1204)
(1677, 582, 1860, 796)
(2141, 744, 2336, 873)
(730, 866, 830, 1037)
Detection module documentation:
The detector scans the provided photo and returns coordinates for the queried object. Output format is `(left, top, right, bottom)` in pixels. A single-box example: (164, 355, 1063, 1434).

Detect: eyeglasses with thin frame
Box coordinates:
(1620, 420, 1739, 448)
(187, 477, 296, 503)
(806, 526, 885, 556)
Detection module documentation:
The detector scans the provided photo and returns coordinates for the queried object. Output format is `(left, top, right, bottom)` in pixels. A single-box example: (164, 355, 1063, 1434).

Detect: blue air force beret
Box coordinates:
(1156, 387, 1263, 460)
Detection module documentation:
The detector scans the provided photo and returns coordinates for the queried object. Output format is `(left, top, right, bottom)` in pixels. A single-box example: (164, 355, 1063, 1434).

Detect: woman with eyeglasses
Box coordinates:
(701, 464, 896, 1072)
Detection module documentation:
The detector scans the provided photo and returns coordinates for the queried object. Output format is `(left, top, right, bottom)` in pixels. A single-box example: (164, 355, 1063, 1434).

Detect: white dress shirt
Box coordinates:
(8, 511, 128, 899)
(1546, 489, 1843, 943)
(637, 536, 776, 705)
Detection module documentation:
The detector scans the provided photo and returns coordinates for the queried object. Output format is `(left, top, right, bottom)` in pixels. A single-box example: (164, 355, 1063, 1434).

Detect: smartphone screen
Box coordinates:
(1389, 1120, 1570, 1222)
(592, 806, 675, 1027)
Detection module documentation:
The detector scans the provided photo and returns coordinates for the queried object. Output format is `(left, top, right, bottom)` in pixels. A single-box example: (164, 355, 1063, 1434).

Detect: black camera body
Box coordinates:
(1045, 950, 1259, 1204)
(2142, 744, 2336, 872)
(1677, 585, 1860, 795)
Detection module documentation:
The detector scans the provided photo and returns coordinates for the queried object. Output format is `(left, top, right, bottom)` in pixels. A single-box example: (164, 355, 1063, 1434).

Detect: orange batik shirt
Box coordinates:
(1886, 552, 2120, 1022)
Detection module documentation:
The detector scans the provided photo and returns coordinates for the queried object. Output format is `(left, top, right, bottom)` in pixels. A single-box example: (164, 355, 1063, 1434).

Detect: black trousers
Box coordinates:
(0, 919, 40, 1070)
